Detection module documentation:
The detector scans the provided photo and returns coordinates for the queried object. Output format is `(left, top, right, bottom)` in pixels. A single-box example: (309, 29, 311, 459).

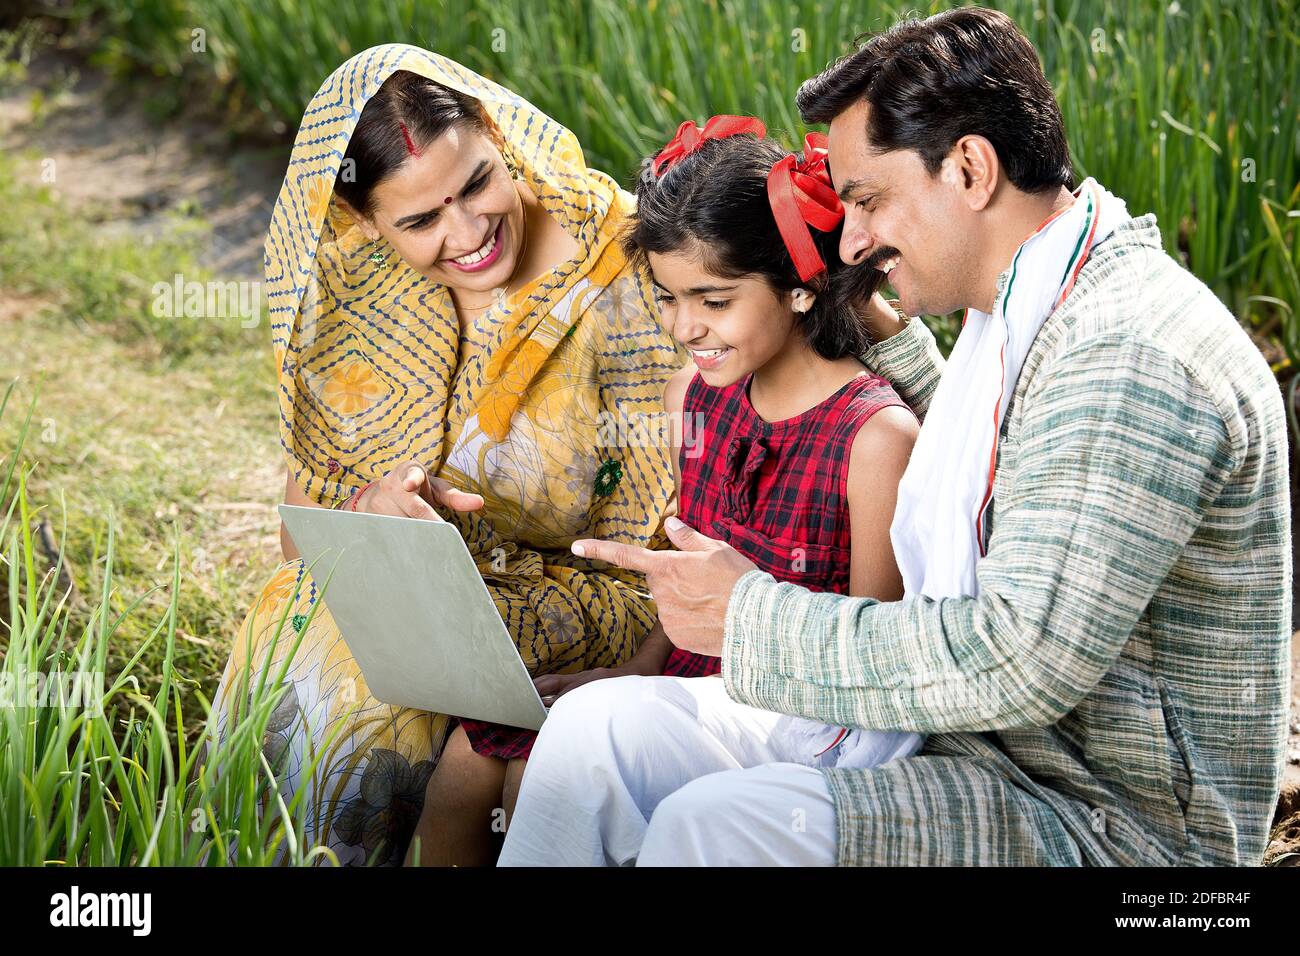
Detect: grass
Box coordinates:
(0, 157, 247, 360)
(0, 380, 344, 865)
(0, 142, 346, 861)
(2, 3, 1294, 865)
(70, 0, 1300, 364)
(0, 151, 382, 865)
(0, 155, 284, 745)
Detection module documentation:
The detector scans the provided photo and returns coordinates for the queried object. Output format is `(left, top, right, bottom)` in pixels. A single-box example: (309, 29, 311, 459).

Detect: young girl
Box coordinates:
(431, 118, 922, 863)
(534, 117, 925, 770)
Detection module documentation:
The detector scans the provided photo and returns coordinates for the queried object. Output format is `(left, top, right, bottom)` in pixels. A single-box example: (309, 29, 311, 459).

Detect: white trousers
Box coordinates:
(497, 674, 921, 866)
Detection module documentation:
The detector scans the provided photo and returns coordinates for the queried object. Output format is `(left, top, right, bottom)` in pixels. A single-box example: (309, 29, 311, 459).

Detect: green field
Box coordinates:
(1, 0, 1296, 866)
(86, 0, 1300, 362)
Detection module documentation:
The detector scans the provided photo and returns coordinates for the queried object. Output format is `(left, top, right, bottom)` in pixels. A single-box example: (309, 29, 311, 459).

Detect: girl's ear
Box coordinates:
(790, 288, 817, 314)
(335, 196, 381, 241)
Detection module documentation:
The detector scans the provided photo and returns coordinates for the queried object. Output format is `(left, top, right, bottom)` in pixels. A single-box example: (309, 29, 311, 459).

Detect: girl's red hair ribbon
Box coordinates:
(766, 132, 844, 283)
(653, 115, 767, 177)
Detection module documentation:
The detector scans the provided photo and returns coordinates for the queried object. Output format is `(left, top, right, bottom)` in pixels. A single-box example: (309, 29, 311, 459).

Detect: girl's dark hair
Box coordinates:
(334, 70, 490, 217)
(624, 133, 882, 360)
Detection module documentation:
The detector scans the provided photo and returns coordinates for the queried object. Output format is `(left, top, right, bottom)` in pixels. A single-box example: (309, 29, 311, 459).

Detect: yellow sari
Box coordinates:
(213, 45, 682, 866)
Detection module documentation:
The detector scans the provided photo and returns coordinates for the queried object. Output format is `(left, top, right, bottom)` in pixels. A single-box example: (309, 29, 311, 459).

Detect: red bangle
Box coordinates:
(349, 481, 375, 511)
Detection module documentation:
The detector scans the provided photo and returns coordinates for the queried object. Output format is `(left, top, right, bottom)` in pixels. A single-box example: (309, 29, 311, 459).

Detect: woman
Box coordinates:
(213, 44, 682, 867)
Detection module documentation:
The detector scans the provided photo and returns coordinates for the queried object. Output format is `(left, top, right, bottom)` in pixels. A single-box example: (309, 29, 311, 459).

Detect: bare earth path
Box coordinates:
(0, 48, 284, 280)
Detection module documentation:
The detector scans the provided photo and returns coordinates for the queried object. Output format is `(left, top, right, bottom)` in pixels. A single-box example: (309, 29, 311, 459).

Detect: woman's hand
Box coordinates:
(356, 461, 485, 520)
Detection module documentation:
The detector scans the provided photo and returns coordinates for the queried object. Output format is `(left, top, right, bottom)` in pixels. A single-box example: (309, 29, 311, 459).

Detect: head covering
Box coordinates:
(650, 117, 843, 283)
(215, 48, 681, 862)
(265, 44, 670, 527)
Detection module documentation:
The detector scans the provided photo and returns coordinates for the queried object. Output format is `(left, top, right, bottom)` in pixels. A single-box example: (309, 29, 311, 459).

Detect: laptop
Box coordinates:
(278, 504, 549, 731)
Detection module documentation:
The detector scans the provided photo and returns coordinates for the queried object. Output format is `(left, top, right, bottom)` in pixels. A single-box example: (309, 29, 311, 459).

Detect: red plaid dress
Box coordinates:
(662, 368, 913, 677)
(462, 367, 912, 758)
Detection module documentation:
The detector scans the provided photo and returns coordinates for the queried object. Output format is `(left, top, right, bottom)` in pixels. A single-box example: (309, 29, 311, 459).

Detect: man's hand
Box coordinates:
(358, 461, 485, 520)
(860, 291, 909, 345)
(570, 517, 757, 657)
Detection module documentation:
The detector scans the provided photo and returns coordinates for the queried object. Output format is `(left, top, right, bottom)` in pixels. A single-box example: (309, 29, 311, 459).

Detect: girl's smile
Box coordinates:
(688, 346, 733, 370)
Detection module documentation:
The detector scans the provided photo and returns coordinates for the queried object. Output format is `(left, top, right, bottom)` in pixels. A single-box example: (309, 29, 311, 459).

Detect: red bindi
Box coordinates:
(444, 196, 453, 204)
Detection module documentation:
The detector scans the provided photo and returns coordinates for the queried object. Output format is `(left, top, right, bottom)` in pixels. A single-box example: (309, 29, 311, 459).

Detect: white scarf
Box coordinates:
(890, 178, 1130, 602)
(769, 179, 1128, 770)
(777, 180, 1129, 770)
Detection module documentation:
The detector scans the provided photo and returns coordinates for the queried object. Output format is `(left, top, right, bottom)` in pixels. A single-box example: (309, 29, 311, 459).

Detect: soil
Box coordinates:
(1265, 630, 1300, 865)
(0, 46, 285, 280)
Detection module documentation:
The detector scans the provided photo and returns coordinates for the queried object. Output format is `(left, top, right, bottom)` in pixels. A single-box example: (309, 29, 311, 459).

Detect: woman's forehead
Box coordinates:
(370, 125, 495, 210)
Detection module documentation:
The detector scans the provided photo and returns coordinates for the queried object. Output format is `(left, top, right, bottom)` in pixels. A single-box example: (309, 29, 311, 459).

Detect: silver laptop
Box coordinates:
(278, 504, 548, 731)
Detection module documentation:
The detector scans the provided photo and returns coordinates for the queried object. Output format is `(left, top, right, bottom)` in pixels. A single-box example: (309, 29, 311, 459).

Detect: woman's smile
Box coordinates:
(443, 219, 505, 273)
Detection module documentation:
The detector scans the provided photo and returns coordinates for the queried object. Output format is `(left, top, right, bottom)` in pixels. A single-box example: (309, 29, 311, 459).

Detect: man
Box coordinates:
(498, 7, 1291, 866)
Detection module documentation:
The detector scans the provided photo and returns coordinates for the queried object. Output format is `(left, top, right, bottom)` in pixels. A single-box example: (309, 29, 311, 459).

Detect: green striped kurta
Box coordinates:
(720, 215, 1292, 866)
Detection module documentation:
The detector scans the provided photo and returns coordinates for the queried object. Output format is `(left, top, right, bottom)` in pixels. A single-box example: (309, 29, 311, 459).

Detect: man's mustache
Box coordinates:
(863, 247, 901, 271)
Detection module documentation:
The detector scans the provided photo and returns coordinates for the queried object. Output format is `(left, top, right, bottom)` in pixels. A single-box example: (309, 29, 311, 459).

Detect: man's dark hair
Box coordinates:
(796, 7, 1073, 193)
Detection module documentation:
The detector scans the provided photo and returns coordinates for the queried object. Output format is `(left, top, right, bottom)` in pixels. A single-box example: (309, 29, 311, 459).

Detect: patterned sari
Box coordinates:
(213, 44, 682, 866)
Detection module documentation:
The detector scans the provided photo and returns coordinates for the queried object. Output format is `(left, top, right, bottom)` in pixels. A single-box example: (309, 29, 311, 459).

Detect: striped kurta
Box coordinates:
(721, 214, 1292, 866)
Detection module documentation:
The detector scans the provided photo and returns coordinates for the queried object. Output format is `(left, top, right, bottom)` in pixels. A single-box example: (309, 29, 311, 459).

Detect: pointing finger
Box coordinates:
(427, 475, 485, 513)
(570, 538, 661, 574)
